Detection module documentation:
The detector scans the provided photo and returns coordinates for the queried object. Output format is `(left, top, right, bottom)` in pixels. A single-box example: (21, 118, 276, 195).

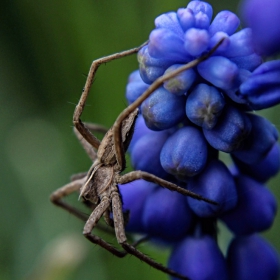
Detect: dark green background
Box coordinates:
(1, 1, 279, 279)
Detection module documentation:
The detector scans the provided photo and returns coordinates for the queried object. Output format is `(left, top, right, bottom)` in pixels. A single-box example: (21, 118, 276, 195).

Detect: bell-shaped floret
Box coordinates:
(186, 83, 225, 129)
(138, 45, 174, 84)
(241, 0, 280, 55)
(221, 175, 277, 235)
(141, 86, 186, 130)
(208, 11, 240, 36)
(130, 129, 170, 178)
(187, 1, 213, 29)
(239, 60, 280, 109)
(197, 56, 240, 90)
(163, 64, 196, 95)
(148, 28, 188, 62)
(232, 143, 280, 183)
(119, 180, 155, 233)
(187, 159, 237, 217)
(168, 235, 228, 280)
(184, 28, 209, 56)
(227, 234, 280, 280)
(232, 114, 278, 164)
(160, 126, 208, 180)
(230, 53, 262, 72)
(125, 70, 149, 104)
(154, 12, 184, 36)
(220, 28, 255, 58)
(177, 8, 195, 32)
(142, 187, 194, 241)
(203, 105, 252, 153)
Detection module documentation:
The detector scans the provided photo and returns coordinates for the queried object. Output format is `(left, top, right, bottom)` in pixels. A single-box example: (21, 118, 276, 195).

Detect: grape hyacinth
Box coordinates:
(122, 1, 280, 279)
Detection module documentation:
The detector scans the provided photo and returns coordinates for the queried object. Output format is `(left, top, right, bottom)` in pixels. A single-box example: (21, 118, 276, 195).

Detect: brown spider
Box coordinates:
(50, 40, 223, 280)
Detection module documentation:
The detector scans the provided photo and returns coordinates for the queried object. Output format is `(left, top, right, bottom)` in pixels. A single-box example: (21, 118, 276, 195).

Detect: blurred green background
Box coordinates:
(0, 1, 279, 279)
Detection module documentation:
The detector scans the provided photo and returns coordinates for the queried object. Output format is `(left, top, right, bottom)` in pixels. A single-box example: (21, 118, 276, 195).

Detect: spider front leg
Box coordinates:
(111, 191, 190, 280)
(73, 42, 148, 150)
(50, 177, 88, 221)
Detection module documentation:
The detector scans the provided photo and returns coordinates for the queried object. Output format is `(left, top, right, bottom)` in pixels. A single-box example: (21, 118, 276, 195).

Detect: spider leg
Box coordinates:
(111, 192, 189, 280)
(83, 197, 127, 257)
(70, 172, 88, 182)
(73, 122, 108, 161)
(73, 41, 148, 150)
(119, 171, 218, 205)
(50, 177, 88, 221)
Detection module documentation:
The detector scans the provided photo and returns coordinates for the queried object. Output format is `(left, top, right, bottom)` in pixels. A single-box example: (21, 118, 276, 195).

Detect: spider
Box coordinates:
(50, 40, 223, 280)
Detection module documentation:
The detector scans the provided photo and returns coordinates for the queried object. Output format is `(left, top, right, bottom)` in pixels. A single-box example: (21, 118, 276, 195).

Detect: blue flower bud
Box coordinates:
(184, 28, 209, 56)
(203, 106, 252, 152)
(119, 180, 155, 233)
(187, 159, 237, 217)
(168, 235, 228, 280)
(233, 114, 278, 164)
(208, 11, 240, 36)
(232, 143, 280, 183)
(177, 8, 195, 32)
(230, 53, 262, 72)
(227, 235, 280, 280)
(221, 28, 255, 58)
(125, 70, 149, 104)
(154, 12, 184, 36)
(148, 28, 188, 62)
(187, 1, 213, 23)
(141, 87, 186, 130)
(163, 64, 196, 95)
(221, 175, 277, 235)
(197, 56, 239, 90)
(138, 45, 173, 84)
(160, 126, 208, 180)
(241, 0, 280, 55)
(186, 83, 225, 129)
(239, 60, 280, 109)
(130, 129, 170, 178)
(142, 187, 194, 241)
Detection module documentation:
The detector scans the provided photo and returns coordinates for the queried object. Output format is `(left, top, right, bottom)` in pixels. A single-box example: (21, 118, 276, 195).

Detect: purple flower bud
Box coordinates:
(141, 87, 186, 130)
(138, 45, 173, 84)
(184, 28, 209, 56)
(221, 175, 277, 235)
(187, 159, 237, 217)
(186, 83, 225, 129)
(232, 143, 280, 183)
(227, 235, 280, 280)
(233, 114, 278, 164)
(187, 1, 213, 18)
(239, 60, 280, 109)
(125, 70, 149, 104)
(230, 53, 262, 71)
(222, 28, 255, 58)
(240, 0, 280, 55)
(148, 28, 188, 62)
(168, 235, 228, 280)
(119, 180, 155, 233)
(163, 64, 196, 95)
(130, 129, 170, 178)
(198, 56, 239, 90)
(160, 126, 208, 180)
(177, 8, 195, 32)
(142, 187, 194, 241)
(203, 106, 252, 153)
(155, 12, 184, 36)
(209, 11, 240, 36)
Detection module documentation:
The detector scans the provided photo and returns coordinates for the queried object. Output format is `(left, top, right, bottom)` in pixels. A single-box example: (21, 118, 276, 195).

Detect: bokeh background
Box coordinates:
(1, 1, 279, 279)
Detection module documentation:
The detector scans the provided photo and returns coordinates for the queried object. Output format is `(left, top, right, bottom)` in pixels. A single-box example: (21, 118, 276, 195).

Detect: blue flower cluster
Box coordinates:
(121, 1, 280, 279)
